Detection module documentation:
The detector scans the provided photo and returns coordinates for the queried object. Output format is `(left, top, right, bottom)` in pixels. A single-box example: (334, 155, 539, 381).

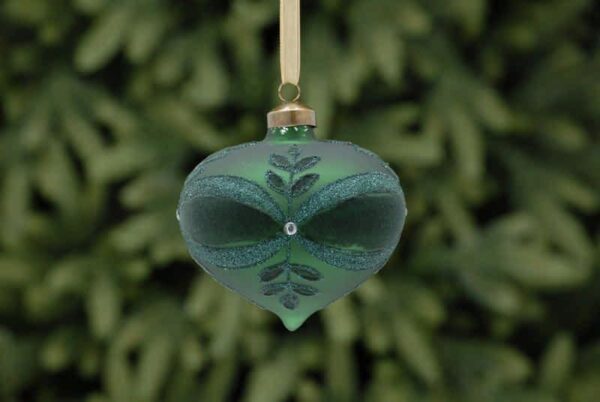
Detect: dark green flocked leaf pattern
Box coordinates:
(290, 265, 322, 281)
(258, 264, 285, 282)
(261, 283, 287, 296)
(294, 156, 321, 172)
(291, 174, 320, 197)
(279, 293, 299, 310)
(269, 154, 293, 171)
(265, 170, 287, 195)
(261, 146, 323, 309)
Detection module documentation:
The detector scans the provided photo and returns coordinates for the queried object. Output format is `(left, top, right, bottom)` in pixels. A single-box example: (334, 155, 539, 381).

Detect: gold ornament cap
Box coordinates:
(267, 101, 317, 128)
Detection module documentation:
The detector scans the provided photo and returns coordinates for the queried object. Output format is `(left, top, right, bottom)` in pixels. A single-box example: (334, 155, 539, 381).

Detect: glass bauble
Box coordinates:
(178, 125, 407, 330)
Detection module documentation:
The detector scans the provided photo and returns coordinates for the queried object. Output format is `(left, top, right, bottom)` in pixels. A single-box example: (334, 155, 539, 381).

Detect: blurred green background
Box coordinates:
(1, 0, 599, 401)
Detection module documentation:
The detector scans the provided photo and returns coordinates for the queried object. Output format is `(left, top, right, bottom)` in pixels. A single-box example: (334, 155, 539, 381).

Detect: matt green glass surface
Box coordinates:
(177, 126, 407, 330)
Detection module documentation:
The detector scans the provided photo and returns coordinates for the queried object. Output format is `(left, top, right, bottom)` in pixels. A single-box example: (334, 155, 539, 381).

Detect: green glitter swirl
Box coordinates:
(189, 234, 287, 269)
(181, 175, 285, 224)
(294, 172, 402, 225)
(296, 236, 394, 272)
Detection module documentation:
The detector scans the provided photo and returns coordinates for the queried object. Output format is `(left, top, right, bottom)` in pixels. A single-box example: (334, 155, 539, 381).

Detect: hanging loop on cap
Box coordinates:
(278, 82, 301, 103)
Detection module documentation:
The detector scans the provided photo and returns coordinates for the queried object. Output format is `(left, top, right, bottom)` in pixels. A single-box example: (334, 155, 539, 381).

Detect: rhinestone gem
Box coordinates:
(283, 222, 298, 236)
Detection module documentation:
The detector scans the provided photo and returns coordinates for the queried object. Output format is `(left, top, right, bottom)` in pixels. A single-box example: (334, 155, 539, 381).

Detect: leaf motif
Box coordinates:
(261, 283, 286, 296)
(288, 145, 301, 158)
(290, 265, 322, 281)
(259, 264, 285, 282)
(291, 174, 319, 197)
(279, 293, 299, 310)
(291, 283, 319, 296)
(266, 170, 287, 195)
(294, 156, 321, 172)
(269, 154, 292, 171)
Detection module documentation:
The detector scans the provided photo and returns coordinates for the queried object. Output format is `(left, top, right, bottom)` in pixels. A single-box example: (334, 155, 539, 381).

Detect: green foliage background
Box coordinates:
(1, 0, 599, 401)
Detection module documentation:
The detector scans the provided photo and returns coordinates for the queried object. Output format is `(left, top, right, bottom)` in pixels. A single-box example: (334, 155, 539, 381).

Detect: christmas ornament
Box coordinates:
(177, 0, 406, 330)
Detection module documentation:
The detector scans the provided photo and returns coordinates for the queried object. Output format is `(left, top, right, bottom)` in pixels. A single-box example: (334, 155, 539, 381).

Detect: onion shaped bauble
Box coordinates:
(177, 119, 406, 331)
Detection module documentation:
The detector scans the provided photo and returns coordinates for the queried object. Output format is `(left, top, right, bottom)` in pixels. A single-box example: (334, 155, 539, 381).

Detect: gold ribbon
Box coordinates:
(280, 0, 301, 91)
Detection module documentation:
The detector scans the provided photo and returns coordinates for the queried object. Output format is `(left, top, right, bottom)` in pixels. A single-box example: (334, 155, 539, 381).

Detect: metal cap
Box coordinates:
(267, 102, 317, 128)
